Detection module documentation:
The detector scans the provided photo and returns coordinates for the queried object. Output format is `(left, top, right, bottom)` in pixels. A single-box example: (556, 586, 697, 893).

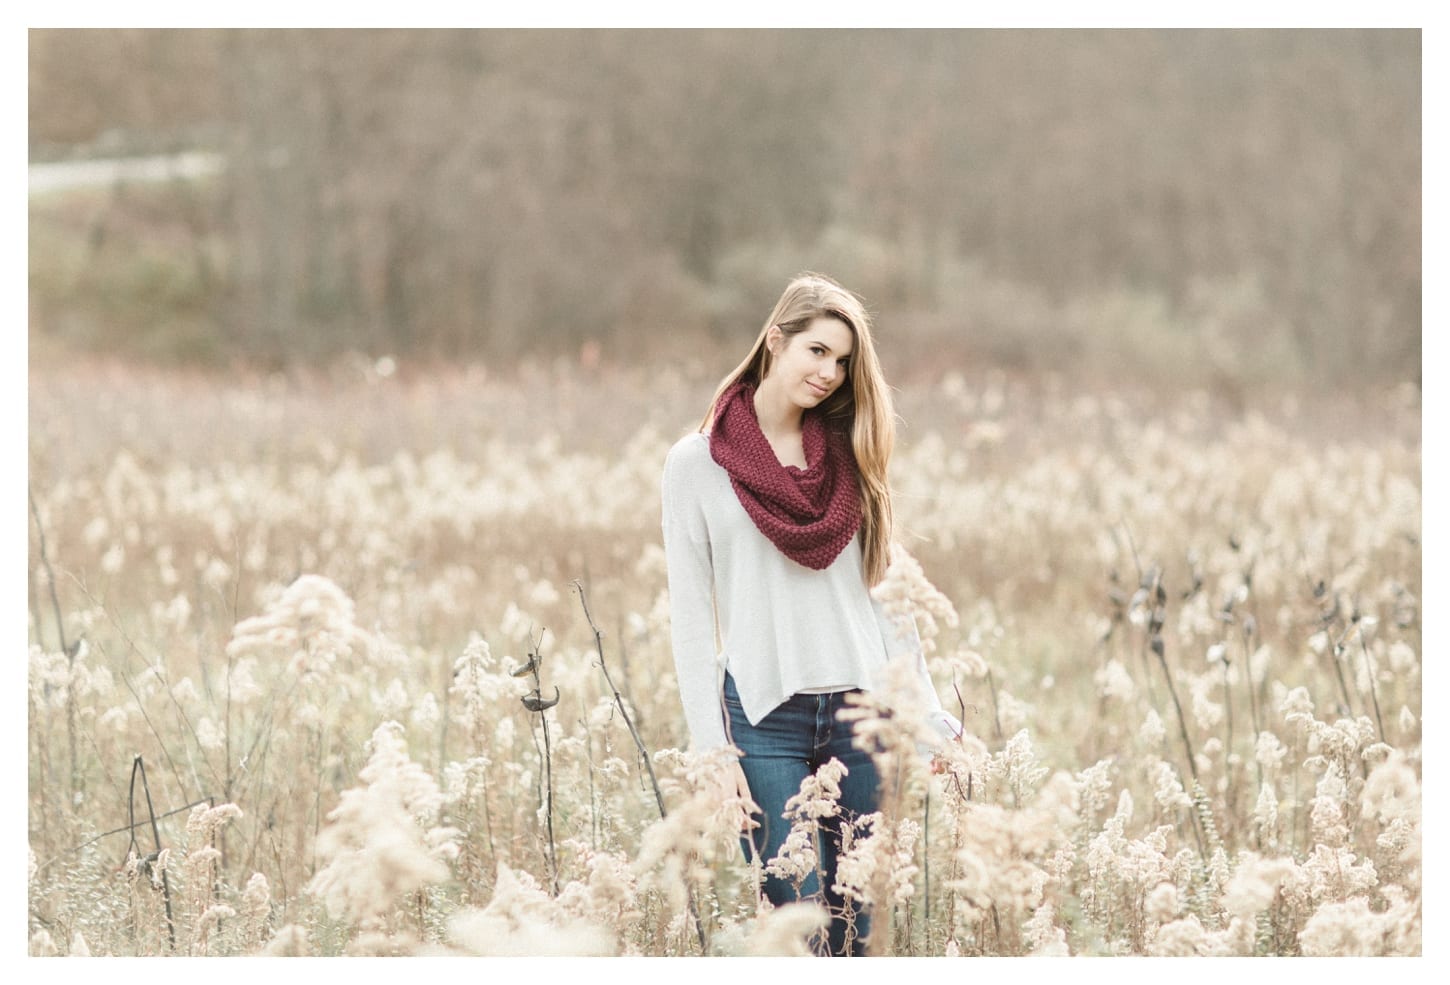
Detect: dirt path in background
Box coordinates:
(28, 151, 224, 197)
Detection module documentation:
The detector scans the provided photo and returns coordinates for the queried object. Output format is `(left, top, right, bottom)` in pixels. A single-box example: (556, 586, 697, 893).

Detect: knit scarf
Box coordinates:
(709, 379, 862, 570)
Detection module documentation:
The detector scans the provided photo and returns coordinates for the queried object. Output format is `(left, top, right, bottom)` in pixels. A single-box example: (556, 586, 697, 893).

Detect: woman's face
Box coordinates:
(765, 316, 854, 409)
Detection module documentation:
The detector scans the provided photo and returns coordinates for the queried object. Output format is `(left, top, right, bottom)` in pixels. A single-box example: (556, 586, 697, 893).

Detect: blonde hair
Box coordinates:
(700, 272, 897, 587)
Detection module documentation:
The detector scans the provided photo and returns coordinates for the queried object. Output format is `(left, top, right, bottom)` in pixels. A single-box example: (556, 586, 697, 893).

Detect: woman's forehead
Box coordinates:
(802, 315, 853, 352)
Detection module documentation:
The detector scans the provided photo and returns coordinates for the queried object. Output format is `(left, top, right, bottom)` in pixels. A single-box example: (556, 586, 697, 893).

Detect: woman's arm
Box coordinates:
(870, 596, 963, 741)
(661, 441, 729, 750)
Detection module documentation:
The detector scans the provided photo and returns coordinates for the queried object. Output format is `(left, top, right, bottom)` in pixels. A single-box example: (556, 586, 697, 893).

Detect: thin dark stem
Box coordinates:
(28, 551, 46, 654)
(1315, 588, 1356, 716)
(1242, 622, 1265, 789)
(1116, 523, 1160, 708)
(1220, 656, 1235, 842)
(573, 580, 707, 954)
(29, 487, 69, 657)
(1326, 639, 1355, 716)
(1154, 644, 1199, 787)
(1357, 632, 1386, 741)
(984, 667, 1004, 743)
(1221, 657, 1233, 770)
(922, 785, 931, 954)
(583, 718, 600, 852)
(573, 581, 667, 820)
(35, 795, 216, 875)
(1139, 564, 1207, 861)
(115, 663, 190, 804)
(130, 757, 177, 951)
(68, 577, 192, 796)
(1142, 568, 1197, 788)
(518, 630, 559, 896)
(541, 710, 558, 895)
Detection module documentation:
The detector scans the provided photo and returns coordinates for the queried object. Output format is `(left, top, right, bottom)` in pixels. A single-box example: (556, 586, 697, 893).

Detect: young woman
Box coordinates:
(661, 272, 958, 956)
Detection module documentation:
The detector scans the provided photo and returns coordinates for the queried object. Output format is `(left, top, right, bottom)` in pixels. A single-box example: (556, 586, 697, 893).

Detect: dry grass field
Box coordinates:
(26, 359, 1421, 956)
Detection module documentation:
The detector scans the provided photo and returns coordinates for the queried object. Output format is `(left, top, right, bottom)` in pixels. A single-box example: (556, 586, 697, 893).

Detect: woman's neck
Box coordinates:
(752, 376, 803, 440)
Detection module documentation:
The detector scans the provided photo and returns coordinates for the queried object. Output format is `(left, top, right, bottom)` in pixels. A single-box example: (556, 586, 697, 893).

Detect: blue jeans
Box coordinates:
(723, 672, 883, 957)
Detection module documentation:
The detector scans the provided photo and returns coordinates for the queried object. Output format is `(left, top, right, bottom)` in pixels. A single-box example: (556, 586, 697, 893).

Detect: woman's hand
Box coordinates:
(711, 758, 760, 835)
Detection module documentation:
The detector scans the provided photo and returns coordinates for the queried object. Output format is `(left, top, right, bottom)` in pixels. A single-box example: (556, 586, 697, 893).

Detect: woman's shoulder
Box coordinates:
(665, 430, 711, 467)
(663, 430, 723, 495)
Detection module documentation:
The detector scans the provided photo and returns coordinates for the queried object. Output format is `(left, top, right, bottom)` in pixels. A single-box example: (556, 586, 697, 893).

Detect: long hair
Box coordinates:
(699, 272, 897, 587)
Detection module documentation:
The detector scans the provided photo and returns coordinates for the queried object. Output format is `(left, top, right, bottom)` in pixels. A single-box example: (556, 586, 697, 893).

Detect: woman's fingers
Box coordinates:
(726, 761, 760, 832)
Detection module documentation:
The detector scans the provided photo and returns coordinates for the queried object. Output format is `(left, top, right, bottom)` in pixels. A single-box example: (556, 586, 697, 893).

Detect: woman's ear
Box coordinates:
(765, 325, 783, 356)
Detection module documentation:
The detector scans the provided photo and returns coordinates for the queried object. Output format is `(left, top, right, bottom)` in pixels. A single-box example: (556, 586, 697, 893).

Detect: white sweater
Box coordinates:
(661, 430, 957, 751)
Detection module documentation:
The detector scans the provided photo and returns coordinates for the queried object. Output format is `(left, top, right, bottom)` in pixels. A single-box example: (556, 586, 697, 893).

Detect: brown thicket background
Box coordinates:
(28, 29, 1420, 391)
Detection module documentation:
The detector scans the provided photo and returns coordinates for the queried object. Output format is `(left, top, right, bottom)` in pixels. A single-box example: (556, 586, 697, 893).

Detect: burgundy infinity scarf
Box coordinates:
(709, 379, 862, 570)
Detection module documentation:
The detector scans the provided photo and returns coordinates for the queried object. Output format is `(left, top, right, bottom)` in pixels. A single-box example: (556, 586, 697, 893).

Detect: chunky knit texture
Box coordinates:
(708, 378, 862, 571)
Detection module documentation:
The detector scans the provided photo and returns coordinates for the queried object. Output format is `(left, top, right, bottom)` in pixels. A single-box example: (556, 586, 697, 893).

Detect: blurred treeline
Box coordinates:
(28, 29, 1420, 389)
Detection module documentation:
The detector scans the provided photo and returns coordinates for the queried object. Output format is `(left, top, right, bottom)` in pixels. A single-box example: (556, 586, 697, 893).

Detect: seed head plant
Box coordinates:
(26, 366, 1419, 956)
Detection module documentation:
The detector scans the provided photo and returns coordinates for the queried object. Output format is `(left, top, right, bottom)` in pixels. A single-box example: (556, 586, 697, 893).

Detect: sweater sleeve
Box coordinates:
(661, 440, 729, 751)
(871, 596, 963, 743)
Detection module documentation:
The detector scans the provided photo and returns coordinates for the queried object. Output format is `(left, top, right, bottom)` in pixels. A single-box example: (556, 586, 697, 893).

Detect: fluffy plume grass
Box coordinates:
(27, 363, 1420, 956)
